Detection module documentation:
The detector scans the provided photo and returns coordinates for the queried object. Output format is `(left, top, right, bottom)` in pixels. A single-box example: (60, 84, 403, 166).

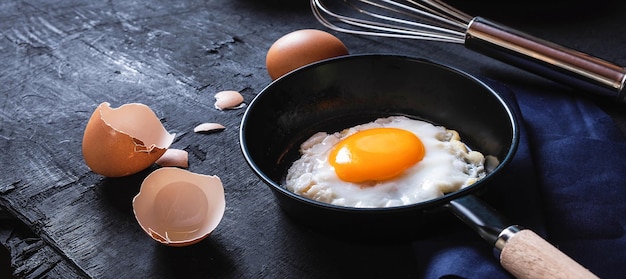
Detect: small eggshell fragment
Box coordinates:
(193, 123, 226, 134)
(266, 29, 349, 80)
(132, 167, 225, 247)
(155, 149, 189, 168)
(214, 90, 244, 110)
(82, 102, 175, 177)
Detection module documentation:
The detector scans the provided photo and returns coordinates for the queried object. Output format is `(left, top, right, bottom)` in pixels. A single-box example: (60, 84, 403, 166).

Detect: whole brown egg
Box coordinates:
(266, 29, 349, 80)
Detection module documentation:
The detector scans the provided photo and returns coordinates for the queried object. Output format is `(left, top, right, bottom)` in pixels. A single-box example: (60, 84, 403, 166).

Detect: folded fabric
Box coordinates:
(414, 80, 626, 279)
(514, 84, 626, 279)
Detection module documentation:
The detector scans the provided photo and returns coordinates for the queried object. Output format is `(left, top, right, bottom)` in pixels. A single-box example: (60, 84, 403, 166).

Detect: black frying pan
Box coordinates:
(239, 54, 597, 278)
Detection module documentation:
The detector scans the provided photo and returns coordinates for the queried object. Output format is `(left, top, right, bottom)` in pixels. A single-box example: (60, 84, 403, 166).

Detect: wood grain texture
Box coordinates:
(0, 219, 89, 278)
(0, 1, 423, 277)
(500, 230, 598, 279)
(1, 0, 625, 278)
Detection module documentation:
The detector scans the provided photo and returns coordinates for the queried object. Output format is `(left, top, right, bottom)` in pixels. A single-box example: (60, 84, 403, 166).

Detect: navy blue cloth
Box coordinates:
(414, 80, 626, 279)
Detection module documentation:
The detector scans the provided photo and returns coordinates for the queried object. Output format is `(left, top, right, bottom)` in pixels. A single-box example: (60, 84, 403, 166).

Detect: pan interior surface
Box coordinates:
(240, 54, 518, 234)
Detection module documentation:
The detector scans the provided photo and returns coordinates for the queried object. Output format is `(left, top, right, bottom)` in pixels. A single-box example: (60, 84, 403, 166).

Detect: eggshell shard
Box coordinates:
(193, 122, 226, 133)
(266, 29, 349, 80)
(155, 149, 189, 168)
(82, 102, 175, 177)
(132, 167, 226, 247)
(214, 90, 244, 110)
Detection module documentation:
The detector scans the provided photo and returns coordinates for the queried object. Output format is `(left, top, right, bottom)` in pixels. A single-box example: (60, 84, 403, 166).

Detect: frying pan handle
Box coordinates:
(448, 195, 598, 279)
(499, 228, 599, 279)
(465, 17, 626, 103)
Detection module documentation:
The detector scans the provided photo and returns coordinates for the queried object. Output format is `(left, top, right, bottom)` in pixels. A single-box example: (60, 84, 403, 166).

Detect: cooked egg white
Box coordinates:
(285, 116, 496, 208)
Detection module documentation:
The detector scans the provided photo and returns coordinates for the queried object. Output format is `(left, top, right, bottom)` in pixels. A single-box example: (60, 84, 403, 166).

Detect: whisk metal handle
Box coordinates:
(465, 17, 626, 103)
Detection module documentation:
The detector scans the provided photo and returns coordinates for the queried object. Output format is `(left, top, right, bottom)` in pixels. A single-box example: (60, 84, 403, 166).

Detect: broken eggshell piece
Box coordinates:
(193, 122, 226, 133)
(132, 167, 225, 247)
(214, 90, 244, 110)
(82, 102, 175, 177)
(155, 148, 189, 168)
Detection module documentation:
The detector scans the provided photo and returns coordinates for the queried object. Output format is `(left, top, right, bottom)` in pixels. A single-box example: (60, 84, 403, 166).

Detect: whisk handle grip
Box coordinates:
(465, 17, 626, 103)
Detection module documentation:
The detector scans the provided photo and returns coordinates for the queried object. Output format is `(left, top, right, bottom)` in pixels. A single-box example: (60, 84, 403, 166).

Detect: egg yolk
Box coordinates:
(329, 128, 425, 183)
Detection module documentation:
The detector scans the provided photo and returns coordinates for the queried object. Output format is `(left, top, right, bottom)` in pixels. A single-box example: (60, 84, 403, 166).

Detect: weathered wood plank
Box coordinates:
(0, 218, 88, 278)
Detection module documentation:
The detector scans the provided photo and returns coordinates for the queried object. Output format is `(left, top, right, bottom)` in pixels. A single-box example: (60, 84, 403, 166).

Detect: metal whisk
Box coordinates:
(311, 0, 626, 103)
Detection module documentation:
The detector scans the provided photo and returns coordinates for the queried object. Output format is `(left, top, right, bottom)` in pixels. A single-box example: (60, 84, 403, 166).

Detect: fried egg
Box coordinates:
(285, 116, 496, 208)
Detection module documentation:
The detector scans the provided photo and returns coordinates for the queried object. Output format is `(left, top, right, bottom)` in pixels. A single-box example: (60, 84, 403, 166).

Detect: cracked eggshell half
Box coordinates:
(132, 167, 226, 247)
(82, 102, 175, 177)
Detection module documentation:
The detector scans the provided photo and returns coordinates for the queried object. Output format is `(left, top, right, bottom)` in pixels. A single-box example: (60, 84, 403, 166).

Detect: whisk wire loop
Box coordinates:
(416, 0, 473, 24)
(348, 1, 463, 38)
(311, 0, 471, 43)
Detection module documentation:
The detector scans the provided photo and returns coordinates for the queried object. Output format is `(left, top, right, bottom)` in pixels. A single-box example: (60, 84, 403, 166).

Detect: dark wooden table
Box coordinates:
(1, 0, 625, 278)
